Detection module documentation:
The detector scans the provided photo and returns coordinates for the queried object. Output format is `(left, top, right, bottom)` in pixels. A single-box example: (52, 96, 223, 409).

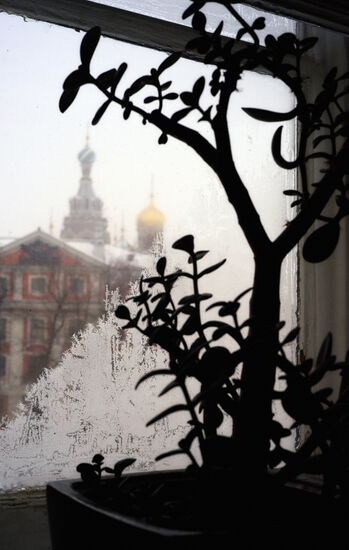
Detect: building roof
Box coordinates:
(0, 229, 152, 270)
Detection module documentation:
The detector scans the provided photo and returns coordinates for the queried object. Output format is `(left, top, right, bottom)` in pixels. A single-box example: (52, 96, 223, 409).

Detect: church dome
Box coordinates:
(137, 196, 164, 229)
(78, 143, 96, 165)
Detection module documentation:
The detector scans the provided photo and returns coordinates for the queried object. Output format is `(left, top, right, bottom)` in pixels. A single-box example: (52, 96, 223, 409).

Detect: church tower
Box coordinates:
(61, 135, 110, 245)
(137, 187, 164, 251)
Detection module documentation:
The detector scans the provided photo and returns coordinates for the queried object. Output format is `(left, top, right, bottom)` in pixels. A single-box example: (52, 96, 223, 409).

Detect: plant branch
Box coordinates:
(275, 137, 349, 257)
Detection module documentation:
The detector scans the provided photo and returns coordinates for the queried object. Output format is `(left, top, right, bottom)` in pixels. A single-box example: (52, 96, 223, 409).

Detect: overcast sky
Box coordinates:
(0, 10, 297, 317)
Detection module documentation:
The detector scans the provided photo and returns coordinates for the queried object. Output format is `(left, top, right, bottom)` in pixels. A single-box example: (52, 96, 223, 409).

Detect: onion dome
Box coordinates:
(137, 194, 164, 229)
(137, 191, 164, 251)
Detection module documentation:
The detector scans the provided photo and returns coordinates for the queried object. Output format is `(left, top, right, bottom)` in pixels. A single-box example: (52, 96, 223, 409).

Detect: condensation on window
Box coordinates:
(0, 11, 297, 489)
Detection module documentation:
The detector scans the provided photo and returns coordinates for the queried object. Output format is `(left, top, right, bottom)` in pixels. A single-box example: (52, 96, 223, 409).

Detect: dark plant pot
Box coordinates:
(47, 470, 347, 550)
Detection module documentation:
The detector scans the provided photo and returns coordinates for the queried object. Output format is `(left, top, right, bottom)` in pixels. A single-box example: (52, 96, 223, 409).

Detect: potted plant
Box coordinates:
(47, 1, 349, 548)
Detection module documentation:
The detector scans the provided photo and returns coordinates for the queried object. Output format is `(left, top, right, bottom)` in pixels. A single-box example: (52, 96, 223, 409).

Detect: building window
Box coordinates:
(30, 276, 47, 295)
(30, 319, 45, 342)
(0, 355, 6, 378)
(0, 276, 8, 299)
(69, 277, 85, 296)
(25, 355, 46, 383)
(0, 319, 7, 342)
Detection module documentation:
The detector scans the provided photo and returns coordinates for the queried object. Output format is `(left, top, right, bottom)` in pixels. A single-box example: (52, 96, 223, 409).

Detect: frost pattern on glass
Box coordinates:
(0, 286, 191, 491)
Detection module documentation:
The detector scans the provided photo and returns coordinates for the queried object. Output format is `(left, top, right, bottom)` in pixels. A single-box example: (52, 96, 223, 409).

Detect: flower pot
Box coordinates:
(47, 470, 347, 550)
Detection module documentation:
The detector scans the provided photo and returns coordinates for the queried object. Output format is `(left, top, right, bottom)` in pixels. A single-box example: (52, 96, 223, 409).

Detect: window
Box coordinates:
(0, 3, 298, 491)
(0, 355, 6, 378)
(30, 276, 47, 295)
(0, 276, 8, 299)
(69, 277, 85, 296)
(0, 319, 6, 341)
(30, 319, 45, 342)
(0, 0, 347, 501)
(24, 355, 47, 384)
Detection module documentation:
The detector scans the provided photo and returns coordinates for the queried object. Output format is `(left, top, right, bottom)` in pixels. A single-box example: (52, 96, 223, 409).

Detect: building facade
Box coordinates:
(0, 137, 164, 417)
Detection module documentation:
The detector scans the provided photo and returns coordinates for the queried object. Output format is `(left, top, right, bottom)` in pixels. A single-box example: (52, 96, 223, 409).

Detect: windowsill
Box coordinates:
(0, 488, 51, 550)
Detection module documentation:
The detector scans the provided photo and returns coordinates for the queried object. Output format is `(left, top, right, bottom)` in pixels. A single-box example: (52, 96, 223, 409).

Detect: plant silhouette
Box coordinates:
(61, 0, 349, 499)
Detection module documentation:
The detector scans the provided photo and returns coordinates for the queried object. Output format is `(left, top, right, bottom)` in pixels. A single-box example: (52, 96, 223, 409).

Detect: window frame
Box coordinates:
(0, 0, 344, 528)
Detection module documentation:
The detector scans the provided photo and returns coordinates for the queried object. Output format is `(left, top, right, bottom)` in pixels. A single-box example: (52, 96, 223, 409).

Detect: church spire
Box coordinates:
(60, 132, 110, 245)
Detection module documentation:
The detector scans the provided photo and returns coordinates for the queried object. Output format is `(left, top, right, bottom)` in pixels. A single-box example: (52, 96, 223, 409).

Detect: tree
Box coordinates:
(60, 0, 349, 491)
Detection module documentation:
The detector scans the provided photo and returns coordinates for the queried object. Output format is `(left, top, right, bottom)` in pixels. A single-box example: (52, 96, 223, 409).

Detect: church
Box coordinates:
(0, 137, 165, 417)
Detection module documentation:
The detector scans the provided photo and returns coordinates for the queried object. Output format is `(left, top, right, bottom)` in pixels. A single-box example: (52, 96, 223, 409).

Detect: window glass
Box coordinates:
(0, 10, 298, 490)
(0, 276, 8, 298)
(0, 356, 6, 378)
(31, 276, 47, 294)
(69, 277, 85, 296)
(30, 319, 45, 342)
(0, 319, 6, 341)
(24, 355, 47, 384)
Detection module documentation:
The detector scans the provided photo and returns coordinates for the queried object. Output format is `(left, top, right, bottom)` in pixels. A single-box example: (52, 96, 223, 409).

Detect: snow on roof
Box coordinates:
(0, 237, 16, 248)
(66, 240, 153, 269)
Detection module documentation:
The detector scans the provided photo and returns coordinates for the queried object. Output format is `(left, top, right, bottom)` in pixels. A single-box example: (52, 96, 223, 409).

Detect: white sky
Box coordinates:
(0, 10, 297, 314)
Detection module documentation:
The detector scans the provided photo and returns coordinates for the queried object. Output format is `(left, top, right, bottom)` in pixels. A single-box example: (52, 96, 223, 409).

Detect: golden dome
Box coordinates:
(137, 196, 164, 228)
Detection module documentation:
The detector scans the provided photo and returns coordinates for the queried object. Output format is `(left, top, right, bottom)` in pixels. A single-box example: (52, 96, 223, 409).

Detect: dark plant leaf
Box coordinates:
(161, 81, 172, 91)
(182, 1, 204, 20)
(313, 135, 330, 148)
(115, 305, 131, 320)
(92, 453, 104, 465)
(178, 427, 199, 451)
(97, 68, 117, 89)
(283, 190, 303, 197)
(193, 76, 205, 100)
(252, 17, 266, 30)
(186, 36, 211, 53)
(158, 52, 181, 74)
(59, 89, 79, 113)
(282, 327, 300, 345)
(243, 107, 298, 122)
(158, 378, 181, 397)
(135, 369, 174, 390)
(300, 36, 318, 53)
(92, 99, 111, 125)
(179, 293, 212, 305)
(158, 133, 168, 144)
(198, 259, 226, 278)
(163, 92, 179, 100)
(188, 250, 209, 263)
(156, 256, 167, 276)
(316, 333, 333, 372)
(80, 27, 101, 67)
(173, 234, 194, 254)
(63, 68, 90, 91)
(125, 75, 154, 99)
(192, 11, 206, 32)
(144, 96, 158, 104)
(303, 222, 340, 263)
(155, 449, 187, 461)
(113, 458, 136, 478)
(181, 91, 194, 106)
(181, 314, 200, 335)
(272, 126, 299, 169)
(76, 463, 99, 483)
(146, 404, 189, 427)
(172, 107, 192, 122)
(236, 28, 246, 42)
